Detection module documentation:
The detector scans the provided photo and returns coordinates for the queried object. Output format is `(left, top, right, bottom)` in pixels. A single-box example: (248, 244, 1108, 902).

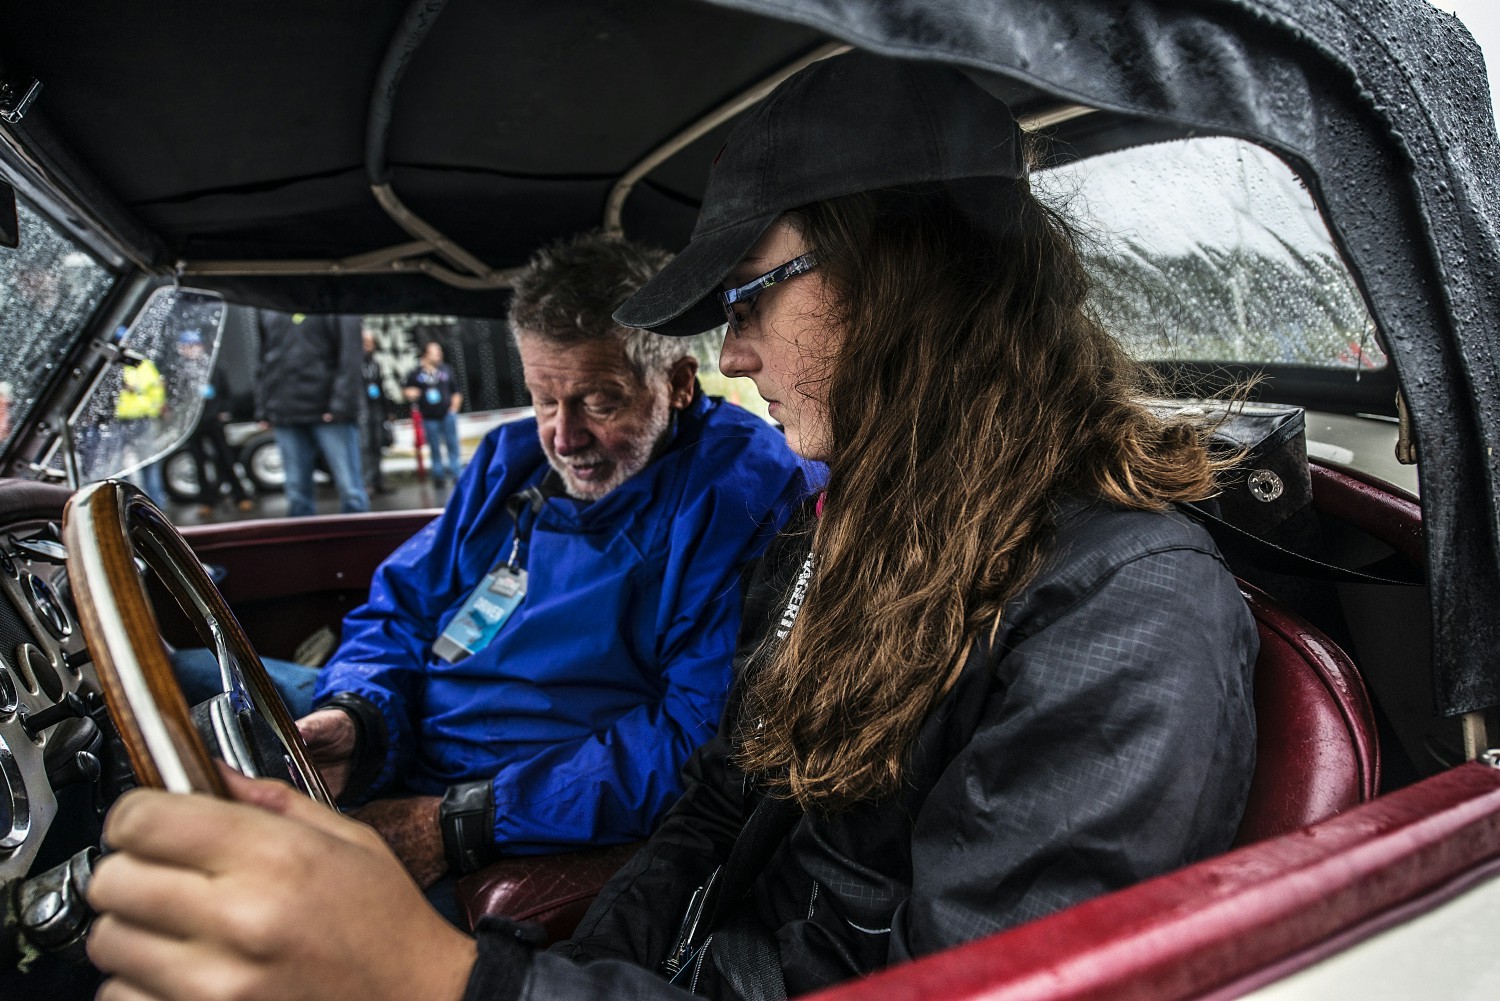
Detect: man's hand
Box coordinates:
(296, 708, 358, 800)
(350, 796, 447, 888)
(87, 771, 477, 1001)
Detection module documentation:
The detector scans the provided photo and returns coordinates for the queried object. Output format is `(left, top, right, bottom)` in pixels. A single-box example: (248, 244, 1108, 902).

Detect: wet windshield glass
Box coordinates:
(1036, 136, 1384, 371)
(0, 194, 117, 454)
(70, 287, 225, 486)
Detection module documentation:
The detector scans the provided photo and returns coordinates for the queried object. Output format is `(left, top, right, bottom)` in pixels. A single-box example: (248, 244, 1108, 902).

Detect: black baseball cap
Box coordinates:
(614, 52, 1027, 336)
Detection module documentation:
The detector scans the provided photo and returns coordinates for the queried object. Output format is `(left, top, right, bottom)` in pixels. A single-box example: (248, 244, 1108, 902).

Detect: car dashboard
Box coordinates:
(0, 526, 104, 884)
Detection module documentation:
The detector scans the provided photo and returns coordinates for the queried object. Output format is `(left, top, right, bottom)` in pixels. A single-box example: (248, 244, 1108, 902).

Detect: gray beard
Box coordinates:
(542, 393, 674, 501)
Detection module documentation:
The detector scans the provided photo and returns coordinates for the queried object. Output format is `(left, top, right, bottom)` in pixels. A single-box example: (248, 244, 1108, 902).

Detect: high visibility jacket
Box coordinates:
(116, 359, 165, 419)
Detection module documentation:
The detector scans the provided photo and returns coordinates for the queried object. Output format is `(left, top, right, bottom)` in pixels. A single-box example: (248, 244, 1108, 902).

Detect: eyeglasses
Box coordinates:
(718, 251, 819, 333)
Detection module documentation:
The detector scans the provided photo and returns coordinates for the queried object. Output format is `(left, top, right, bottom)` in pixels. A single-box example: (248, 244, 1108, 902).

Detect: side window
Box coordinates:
(0, 194, 117, 453)
(1034, 137, 1384, 371)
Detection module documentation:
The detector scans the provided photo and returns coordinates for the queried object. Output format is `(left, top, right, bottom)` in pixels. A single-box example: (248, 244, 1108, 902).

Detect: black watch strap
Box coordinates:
(440, 780, 496, 876)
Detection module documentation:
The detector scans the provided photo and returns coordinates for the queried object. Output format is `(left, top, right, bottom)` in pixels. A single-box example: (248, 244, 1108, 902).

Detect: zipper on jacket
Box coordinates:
(690, 934, 713, 994)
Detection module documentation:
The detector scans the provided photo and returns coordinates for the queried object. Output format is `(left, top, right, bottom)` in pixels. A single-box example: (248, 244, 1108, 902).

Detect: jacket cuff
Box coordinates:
(463, 917, 545, 1001)
(317, 692, 387, 804)
(440, 779, 497, 875)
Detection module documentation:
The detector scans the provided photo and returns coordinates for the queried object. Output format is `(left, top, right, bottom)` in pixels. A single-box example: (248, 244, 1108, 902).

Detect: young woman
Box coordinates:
(85, 53, 1256, 1001)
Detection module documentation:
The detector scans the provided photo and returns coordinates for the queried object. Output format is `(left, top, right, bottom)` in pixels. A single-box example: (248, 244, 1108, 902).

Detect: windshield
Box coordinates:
(69, 287, 226, 487)
(0, 193, 118, 454)
(1036, 136, 1384, 371)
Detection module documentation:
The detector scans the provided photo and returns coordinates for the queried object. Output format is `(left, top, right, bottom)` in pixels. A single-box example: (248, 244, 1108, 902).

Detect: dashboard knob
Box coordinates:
(21, 691, 87, 740)
(46, 749, 101, 789)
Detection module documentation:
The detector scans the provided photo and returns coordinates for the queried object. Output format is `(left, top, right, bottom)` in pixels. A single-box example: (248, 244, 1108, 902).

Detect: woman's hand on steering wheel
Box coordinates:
(87, 768, 477, 1001)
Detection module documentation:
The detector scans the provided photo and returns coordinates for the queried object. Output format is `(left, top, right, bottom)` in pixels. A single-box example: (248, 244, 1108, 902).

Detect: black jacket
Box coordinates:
(360, 353, 390, 423)
(465, 500, 1258, 1001)
(253, 311, 364, 425)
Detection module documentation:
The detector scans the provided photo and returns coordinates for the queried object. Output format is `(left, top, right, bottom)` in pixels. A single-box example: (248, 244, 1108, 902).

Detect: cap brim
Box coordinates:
(614, 212, 778, 336)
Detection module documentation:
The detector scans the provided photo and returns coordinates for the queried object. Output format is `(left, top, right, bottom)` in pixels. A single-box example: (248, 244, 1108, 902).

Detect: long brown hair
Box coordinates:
(734, 177, 1232, 810)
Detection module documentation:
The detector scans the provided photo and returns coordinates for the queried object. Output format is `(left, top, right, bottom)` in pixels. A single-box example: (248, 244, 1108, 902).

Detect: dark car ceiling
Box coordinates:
(0, 0, 1099, 316)
(0, 2, 815, 283)
(1, 4, 780, 291)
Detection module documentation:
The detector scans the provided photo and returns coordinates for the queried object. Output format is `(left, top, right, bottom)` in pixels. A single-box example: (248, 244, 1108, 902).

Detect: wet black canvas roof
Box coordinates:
(2, 0, 1498, 714)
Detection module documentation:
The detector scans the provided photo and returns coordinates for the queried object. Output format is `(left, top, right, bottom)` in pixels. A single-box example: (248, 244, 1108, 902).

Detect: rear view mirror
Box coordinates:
(0, 179, 17, 249)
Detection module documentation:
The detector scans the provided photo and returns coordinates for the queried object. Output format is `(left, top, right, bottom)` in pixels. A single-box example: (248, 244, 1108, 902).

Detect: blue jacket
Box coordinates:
(314, 391, 818, 853)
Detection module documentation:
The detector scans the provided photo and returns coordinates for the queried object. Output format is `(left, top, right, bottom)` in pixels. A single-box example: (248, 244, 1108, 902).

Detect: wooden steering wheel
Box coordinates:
(62, 480, 332, 805)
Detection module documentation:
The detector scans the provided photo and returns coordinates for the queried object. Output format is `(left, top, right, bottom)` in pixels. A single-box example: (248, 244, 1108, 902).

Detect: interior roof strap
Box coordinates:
(365, 0, 449, 190)
(359, 0, 511, 287)
(1181, 502, 1422, 587)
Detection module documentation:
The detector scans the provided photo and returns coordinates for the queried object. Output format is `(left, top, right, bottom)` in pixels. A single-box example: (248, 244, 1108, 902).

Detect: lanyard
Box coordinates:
(499, 472, 565, 571)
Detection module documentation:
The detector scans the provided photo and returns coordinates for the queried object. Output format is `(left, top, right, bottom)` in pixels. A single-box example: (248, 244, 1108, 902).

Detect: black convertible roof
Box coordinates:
(3, 0, 1500, 716)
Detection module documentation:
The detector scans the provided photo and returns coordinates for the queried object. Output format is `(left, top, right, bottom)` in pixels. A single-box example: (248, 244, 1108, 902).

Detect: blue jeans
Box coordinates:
(422, 412, 461, 484)
(274, 423, 370, 517)
(170, 646, 320, 718)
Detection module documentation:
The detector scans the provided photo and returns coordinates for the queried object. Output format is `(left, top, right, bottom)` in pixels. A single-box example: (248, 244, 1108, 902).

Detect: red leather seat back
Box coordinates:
(1235, 582, 1380, 844)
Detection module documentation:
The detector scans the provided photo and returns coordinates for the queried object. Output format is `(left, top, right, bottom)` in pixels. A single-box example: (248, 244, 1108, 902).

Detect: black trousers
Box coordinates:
(362, 408, 387, 491)
(187, 419, 249, 505)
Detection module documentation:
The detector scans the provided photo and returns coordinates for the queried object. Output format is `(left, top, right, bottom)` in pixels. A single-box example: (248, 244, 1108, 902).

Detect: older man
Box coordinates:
(294, 232, 815, 893)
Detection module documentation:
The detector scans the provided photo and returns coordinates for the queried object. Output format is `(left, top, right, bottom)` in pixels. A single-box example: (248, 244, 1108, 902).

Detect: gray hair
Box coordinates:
(507, 231, 692, 381)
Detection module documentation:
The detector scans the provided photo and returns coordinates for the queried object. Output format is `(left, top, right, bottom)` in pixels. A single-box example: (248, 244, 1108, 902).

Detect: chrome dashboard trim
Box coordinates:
(0, 730, 32, 851)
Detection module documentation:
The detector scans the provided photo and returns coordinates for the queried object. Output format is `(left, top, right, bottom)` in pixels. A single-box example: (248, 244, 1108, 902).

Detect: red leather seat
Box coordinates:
(1235, 581, 1380, 844)
(456, 841, 641, 937)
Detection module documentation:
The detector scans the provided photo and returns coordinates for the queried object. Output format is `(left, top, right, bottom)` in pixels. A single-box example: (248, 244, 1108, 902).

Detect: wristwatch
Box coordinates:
(439, 780, 496, 875)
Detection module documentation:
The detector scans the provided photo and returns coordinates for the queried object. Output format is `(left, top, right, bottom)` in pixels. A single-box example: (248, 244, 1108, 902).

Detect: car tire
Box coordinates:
(241, 433, 285, 493)
(162, 448, 201, 503)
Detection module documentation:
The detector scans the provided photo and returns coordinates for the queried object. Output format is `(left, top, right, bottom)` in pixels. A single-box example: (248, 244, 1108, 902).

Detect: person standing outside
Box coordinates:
(114, 350, 168, 506)
(254, 310, 370, 516)
(184, 332, 255, 516)
(403, 340, 463, 487)
(361, 327, 392, 495)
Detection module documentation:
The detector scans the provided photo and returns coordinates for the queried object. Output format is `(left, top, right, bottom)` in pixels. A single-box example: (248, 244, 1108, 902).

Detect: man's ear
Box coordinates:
(667, 356, 698, 410)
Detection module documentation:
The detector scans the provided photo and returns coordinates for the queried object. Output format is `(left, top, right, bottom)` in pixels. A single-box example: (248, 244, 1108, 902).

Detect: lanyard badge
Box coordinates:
(431, 479, 555, 664)
(431, 564, 528, 663)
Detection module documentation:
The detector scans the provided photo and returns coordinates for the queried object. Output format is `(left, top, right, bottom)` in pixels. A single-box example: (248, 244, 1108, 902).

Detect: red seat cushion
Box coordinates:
(1235, 581, 1380, 844)
(455, 841, 641, 938)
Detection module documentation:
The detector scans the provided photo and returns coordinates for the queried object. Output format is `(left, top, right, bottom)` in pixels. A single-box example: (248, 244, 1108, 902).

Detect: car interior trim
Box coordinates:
(363, 0, 508, 287)
(0, 120, 152, 274)
(1019, 103, 1097, 130)
(1307, 461, 1423, 569)
(802, 762, 1500, 1001)
(0, 732, 30, 851)
(175, 47, 1098, 292)
(1461, 712, 1491, 763)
